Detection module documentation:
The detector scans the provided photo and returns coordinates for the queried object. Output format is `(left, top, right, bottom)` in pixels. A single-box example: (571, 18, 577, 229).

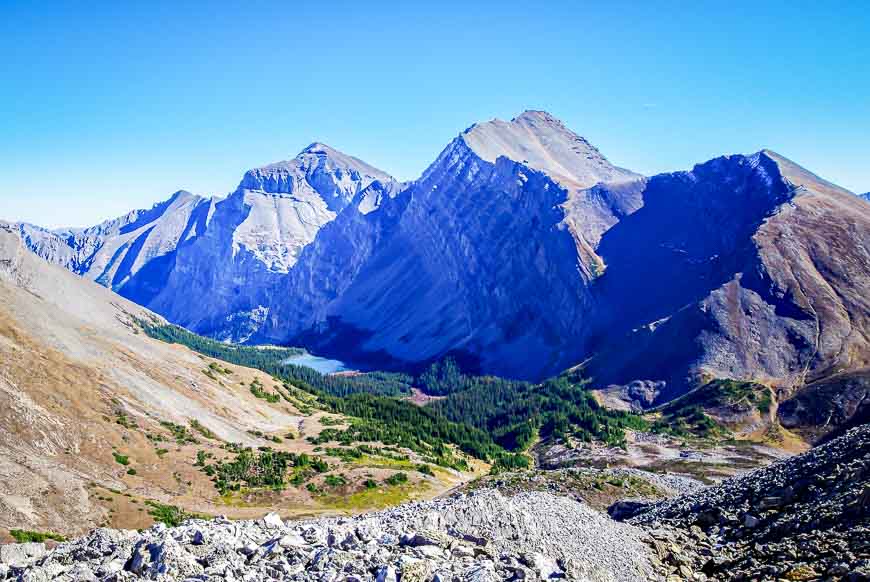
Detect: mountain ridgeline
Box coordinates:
(13, 111, 870, 435)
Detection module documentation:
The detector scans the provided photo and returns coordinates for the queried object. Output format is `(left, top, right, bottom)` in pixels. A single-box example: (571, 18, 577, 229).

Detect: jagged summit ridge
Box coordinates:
(14, 190, 215, 290)
(258, 111, 647, 377)
(460, 109, 639, 188)
(229, 143, 398, 273)
(238, 142, 394, 212)
(588, 147, 870, 409)
(760, 149, 858, 200)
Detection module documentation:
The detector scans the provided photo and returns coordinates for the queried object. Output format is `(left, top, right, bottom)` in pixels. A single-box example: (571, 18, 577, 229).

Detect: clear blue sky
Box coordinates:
(2, 1, 868, 228)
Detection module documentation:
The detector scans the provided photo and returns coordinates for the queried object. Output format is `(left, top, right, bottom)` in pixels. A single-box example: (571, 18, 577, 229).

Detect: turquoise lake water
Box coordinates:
(282, 353, 349, 374)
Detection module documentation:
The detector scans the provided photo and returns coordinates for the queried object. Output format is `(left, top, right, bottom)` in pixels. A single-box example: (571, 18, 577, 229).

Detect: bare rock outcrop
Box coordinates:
(16, 190, 214, 305)
(2, 490, 657, 582)
(628, 424, 870, 581)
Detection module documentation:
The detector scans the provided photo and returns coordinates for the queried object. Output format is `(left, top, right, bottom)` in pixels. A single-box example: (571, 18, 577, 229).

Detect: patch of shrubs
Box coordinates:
(324, 474, 348, 488)
(189, 419, 219, 440)
(10, 530, 66, 543)
(199, 447, 330, 494)
(145, 501, 205, 527)
(384, 472, 408, 486)
(249, 378, 281, 404)
(160, 421, 199, 445)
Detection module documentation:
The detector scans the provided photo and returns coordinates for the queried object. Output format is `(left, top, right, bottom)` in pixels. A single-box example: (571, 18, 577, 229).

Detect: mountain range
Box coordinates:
(12, 111, 870, 424)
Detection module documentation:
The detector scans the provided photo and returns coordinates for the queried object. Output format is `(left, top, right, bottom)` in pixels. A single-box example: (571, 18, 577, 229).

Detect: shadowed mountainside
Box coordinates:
(256, 111, 645, 379)
(586, 150, 870, 412)
(10, 112, 870, 435)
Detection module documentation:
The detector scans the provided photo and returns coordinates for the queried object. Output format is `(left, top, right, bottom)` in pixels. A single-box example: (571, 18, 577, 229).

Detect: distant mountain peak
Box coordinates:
(512, 109, 566, 126)
(227, 143, 398, 273)
(167, 189, 204, 205)
(758, 149, 856, 199)
(243, 143, 393, 191)
(458, 110, 638, 189)
(301, 142, 339, 155)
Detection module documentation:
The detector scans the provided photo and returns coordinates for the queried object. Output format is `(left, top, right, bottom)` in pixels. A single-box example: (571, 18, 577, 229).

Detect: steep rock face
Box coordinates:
(254, 179, 409, 348)
(261, 112, 643, 378)
(141, 192, 280, 340)
(463, 111, 644, 276)
(15, 145, 397, 341)
(778, 370, 870, 441)
(586, 151, 870, 404)
(15, 223, 78, 270)
(231, 143, 395, 273)
(144, 145, 398, 340)
(17, 191, 215, 304)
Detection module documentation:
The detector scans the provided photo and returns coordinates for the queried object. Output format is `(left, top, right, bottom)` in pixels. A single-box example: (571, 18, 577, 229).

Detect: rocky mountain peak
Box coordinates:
(458, 110, 639, 189)
(513, 108, 567, 124)
(213, 144, 400, 278)
(237, 143, 394, 212)
(301, 141, 340, 155)
(758, 149, 856, 200)
(167, 189, 200, 203)
(12, 114, 870, 406)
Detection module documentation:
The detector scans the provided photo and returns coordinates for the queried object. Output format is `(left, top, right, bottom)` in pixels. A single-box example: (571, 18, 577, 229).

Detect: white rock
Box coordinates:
(20, 542, 46, 559)
(278, 532, 307, 548)
(7, 490, 657, 582)
(0, 544, 29, 567)
(261, 512, 285, 529)
(529, 552, 561, 579)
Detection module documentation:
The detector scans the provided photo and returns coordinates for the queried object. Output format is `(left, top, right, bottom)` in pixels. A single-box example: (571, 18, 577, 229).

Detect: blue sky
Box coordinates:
(2, 1, 868, 228)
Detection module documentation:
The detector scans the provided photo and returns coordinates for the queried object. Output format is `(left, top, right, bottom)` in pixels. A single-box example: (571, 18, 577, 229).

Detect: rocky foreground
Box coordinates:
(629, 425, 870, 581)
(3, 425, 870, 581)
(0, 490, 655, 582)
